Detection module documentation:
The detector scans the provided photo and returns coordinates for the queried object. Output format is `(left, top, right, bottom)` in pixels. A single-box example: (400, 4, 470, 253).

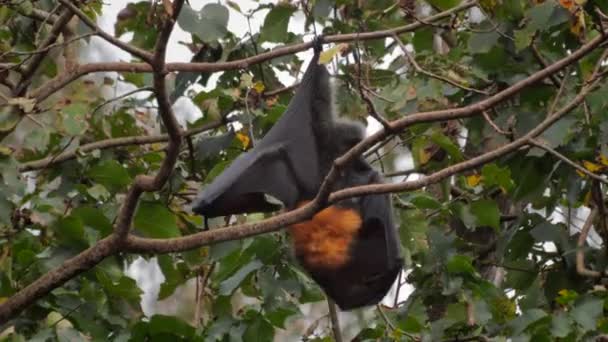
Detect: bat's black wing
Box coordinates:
(192, 49, 327, 217)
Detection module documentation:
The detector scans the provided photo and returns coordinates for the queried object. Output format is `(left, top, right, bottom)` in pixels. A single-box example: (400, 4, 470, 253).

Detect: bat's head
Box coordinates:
(313, 260, 403, 310)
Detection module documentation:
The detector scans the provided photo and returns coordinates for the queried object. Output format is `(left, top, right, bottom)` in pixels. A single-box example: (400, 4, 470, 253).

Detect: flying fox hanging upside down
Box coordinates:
(191, 40, 403, 310)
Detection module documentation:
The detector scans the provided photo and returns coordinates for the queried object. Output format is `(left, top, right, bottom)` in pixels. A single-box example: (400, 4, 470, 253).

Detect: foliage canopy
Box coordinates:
(1, 0, 608, 340)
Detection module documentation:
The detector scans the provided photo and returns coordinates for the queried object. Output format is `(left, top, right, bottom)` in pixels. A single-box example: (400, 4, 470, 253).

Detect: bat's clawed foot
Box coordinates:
(312, 35, 325, 53)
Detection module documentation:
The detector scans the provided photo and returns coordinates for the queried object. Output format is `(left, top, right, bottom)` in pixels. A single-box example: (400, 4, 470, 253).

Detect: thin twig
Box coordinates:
(18, 119, 223, 172)
(0, 32, 95, 59)
(548, 71, 570, 116)
(482, 110, 510, 135)
(91, 86, 154, 115)
(531, 43, 562, 87)
(327, 299, 343, 342)
(527, 138, 608, 185)
(392, 33, 489, 95)
(576, 207, 604, 277)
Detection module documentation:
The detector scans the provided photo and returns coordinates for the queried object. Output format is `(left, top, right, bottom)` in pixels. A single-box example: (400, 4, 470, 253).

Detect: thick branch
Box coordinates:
(113, 0, 185, 239)
(331, 76, 602, 202)
(125, 35, 601, 253)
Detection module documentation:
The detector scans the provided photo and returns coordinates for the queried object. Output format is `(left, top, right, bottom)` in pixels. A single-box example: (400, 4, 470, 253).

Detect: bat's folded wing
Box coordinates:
(192, 50, 325, 218)
(192, 144, 304, 217)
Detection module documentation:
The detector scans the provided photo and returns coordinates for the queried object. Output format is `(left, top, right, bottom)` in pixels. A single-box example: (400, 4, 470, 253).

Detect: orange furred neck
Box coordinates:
(289, 202, 362, 270)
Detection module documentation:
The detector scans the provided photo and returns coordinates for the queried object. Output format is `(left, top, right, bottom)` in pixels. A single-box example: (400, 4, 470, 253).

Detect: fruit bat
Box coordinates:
(192, 41, 403, 310)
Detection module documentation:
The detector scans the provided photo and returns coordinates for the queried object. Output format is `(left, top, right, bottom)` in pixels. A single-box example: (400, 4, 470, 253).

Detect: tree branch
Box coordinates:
(29, 0, 477, 103)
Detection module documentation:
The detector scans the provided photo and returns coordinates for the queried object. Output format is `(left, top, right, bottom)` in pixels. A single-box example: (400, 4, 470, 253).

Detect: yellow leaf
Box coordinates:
(570, 10, 586, 37)
(583, 160, 602, 172)
(0, 145, 12, 156)
(599, 154, 608, 166)
(236, 132, 250, 149)
(319, 43, 349, 64)
(583, 190, 592, 206)
(418, 148, 431, 165)
(559, 0, 575, 10)
(466, 174, 482, 187)
(576, 169, 586, 178)
(253, 81, 265, 94)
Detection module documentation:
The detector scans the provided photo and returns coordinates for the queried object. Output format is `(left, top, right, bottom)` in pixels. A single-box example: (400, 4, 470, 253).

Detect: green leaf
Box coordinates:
(408, 193, 442, 210)
(157, 255, 185, 300)
(530, 222, 562, 243)
(0, 108, 21, 138)
(71, 206, 113, 238)
(87, 160, 131, 191)
(219, 259, 262, 295)
(412, 28, 434, 52)
(514, 26, 535, 52)
(571, 297, 603, 332)
(446, 255, 476, 276)
(133, 201, 181, 238)
(178, 3, 229, 43)
(148, 315, 195, 338)
(259, 5, 296, 43)
(470, 199, 500, 230)
(0, 195, 13, 226)
(539, 117, 575, 149)
(468, 31, 500, 54)
(429, 130, 463, 161)
(243, 314, 275, 342)
(96, 271, 142, 306)
(509, 309, 547, 335)
(426, 0, 460, 11)
(504, 260, 536, 290)
(550, 311, 572, 338)
(53, 216, 86, 247)
(266, 306, 298, 329)
(481, 163, 514, 192)
(61, 102, 89, 136)
(526, 1, 557, 32)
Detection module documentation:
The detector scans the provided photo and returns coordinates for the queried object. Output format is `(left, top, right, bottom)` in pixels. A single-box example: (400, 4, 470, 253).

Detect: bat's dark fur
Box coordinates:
(192, 41, 403, 310)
